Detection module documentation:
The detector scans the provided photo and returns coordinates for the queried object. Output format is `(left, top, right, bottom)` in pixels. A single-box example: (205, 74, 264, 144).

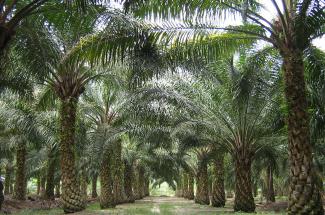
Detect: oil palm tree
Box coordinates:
(80, 80, 128, 208)
(33, 110, 60, 200)
(211, 149, 226, 207)
(128, 1, 325, 213)
(133, 48, 282, 211)
(33, 5, 153, 211)
(203, 54, 280, 212)
(122, 138, 140, 203)
(0, 0, 108, 59)
(0, 92, 44, 200)
(194, 147, 211, 205)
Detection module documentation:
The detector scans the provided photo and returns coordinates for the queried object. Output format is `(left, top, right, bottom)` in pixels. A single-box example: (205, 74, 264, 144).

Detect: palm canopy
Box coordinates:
(1, 1, 325, 214)
(0, 0, 121, 54)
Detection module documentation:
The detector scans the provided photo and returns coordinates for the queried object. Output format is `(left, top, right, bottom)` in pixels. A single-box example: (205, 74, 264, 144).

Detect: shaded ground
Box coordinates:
(1, 195, 60, 214)
(1, 196, 288, 215)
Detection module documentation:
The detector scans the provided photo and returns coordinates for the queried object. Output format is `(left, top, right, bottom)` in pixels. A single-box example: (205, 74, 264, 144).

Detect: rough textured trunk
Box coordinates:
(9, 183, 14, 194)
(138, 166, 145, 199)
(0, 27, 14, 58)
(208, 178, 212, 199)
(9, 183, 13, 194)
(4, 162, 12, 195)
(253, 183, 258, 198)
(282, 51, 324, 214)
(40, 173, 46, 197)
(91, 175, 98, 198)
(195, 159, 209, 205)
(188, 174, 194, 200)
(175, 177, 183, 197)
(234, 155, 255, 212)
(99, 149, 115, 209)
(113, 141, 126, 204)
(211, 155, 226, 207)
(133, 166, 141, 200)
(144, 177, 150, 197)
(45, 156, 56, 200)
(59, 99, 85, 213)
(182, 173, 189, 199)
(80, 176, 88, 200)
(36, 175, 41, 195)
(0, 181, 3, 210)
(55, 183, 61, 198)
(13, 141, 26, 200)
(124, 161, 135, 203)
(266, 165, 275, 203)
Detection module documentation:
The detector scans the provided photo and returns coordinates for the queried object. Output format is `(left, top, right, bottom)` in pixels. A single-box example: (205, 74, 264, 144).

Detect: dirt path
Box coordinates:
(7, 196, 287, 215)
(79, 196, 285, 215)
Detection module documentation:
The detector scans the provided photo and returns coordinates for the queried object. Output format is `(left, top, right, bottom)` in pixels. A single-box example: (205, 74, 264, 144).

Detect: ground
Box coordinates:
(2, 196, 287, 215)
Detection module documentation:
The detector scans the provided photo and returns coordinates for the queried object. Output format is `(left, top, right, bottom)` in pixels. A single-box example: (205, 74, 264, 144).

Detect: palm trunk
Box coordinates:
(211, 154, 226, 207)
(144, 177, 150, 197)
(0, 181, 3, 210)
(40, 173, 46, 198)
(80, 176, 88, 201)
(59, 98, 85, 213)
(234, 154, 255, 212)
(45, 155, 56, 200)
(195, 159, 209, 205)
(99, 149, 115, 209)
(91, 175, 98, 198)
(253, 183, 258, 198)
(9, 183, 13, 194)
(133, 166, 141, 200)
(282, 51, 324, 214)
(55, 183, 60, 198)
(0, 26, 14, 58)
(138, 166, 145, 199)
(175, 177, 183, 197)
(37, 175, 41, 195)
(266, 165, 275, 203)
(4, 162, 12, 195)
(113, 141, 126, 204)
(13, 141, 26, 200)
(182, 173, 189, 199)
(188, 174, 194, 200)
(124, 161, 135, 203)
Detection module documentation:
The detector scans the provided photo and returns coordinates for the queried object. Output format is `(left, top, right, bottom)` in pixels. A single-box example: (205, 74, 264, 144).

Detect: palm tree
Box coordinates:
(123, 138, 139, 203)
(129, 1, 325, 213)
(0, 92, 44, 200)
(99, 140, 116, 208)
(113, 139, 127, 204)
(187, 172, 195, 200)
(91, 174, 98, 198)
(3, 157, 13, 195)
(133, 49, 282, 211)
(35, 110, 60, 200)
(182, 172, 189, 198)
(211, 151, 226, 207)
(194, 147, 210, 205)
(80, 80, 128, 208)
(205, 54, 280, 212)
(33, 6, 150, 211)
(0, 0, 107, 59)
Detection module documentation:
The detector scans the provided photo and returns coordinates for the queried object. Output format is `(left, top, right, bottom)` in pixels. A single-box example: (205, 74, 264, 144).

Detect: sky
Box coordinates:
(216, 0, 325, 51)
(110, 0, 325, 51)
(261, 0, 325, 51)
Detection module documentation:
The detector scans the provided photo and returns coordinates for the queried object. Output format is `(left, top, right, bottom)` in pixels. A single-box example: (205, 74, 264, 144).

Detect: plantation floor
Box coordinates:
(5, 196, 287, 215)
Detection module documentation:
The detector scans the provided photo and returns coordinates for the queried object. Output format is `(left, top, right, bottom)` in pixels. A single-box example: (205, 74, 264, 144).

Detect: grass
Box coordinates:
(7, 196, 286, 215)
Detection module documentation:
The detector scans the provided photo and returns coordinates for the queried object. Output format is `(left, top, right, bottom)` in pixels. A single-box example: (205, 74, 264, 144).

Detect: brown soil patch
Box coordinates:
(1, 195, 60, 214)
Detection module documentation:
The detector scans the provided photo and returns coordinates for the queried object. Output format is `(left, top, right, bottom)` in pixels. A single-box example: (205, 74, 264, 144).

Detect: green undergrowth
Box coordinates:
(8, 197, 286, 215)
